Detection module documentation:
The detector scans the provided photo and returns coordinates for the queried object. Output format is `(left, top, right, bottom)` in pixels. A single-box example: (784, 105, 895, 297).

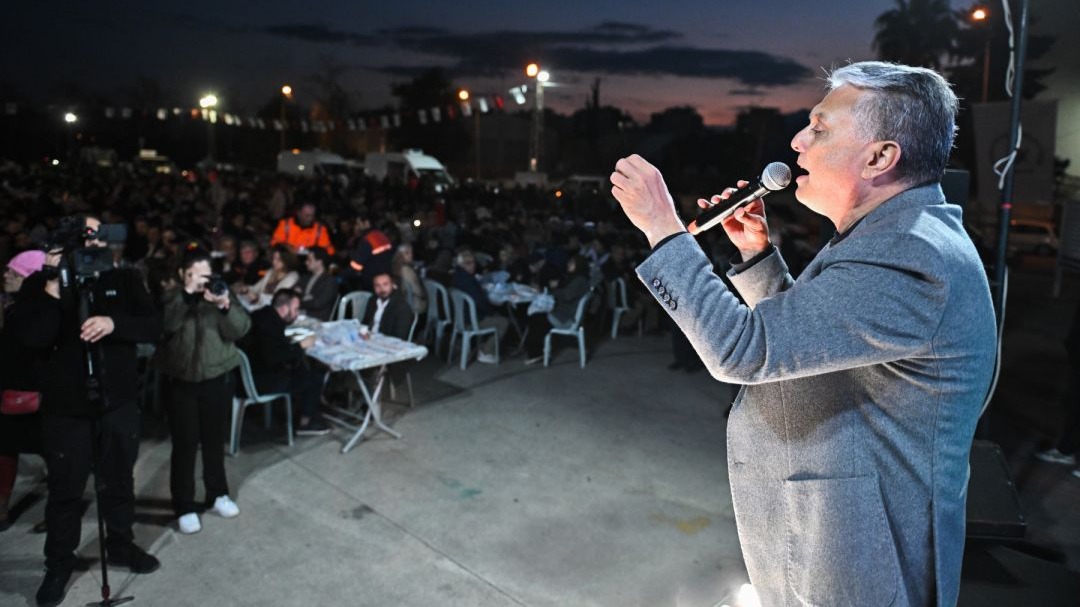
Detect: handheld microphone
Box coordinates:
(687, 162, 792, 235)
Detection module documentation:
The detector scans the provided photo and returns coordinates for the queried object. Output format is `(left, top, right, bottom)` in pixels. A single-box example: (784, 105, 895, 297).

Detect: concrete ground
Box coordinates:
(1, 335, 748, 607)
(2, 261, 1079, 607)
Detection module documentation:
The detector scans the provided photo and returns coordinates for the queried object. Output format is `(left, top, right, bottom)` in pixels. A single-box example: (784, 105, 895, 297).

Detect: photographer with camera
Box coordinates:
(155, 247, 250, 535)
(12, 215, 163, 607)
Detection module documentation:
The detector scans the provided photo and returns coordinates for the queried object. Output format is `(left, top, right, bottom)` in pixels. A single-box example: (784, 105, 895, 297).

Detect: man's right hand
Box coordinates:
(698, 180, 771, 262)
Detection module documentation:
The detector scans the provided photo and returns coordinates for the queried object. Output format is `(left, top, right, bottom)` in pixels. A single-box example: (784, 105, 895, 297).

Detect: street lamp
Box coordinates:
(64, 112, 78, 124)
(970, 6, 991, 103)
(199, 93, 218, 163)
(525, 63, 549, 172)
(280, 85, 294, 151)
(458, 88, 482, 180)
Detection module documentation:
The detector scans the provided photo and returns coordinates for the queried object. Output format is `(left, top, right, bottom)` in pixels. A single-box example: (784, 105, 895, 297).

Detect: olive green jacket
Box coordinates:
(154, 288, 251, 382)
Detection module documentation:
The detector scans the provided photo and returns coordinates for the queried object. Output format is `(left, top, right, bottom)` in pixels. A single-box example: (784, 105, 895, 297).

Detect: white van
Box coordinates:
(364, 149, 453, 192)
(277, 149, 349, 181)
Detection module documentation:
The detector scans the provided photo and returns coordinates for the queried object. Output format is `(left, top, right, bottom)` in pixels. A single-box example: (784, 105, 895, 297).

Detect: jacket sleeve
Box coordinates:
(161, 288, 189, 335)
(108, 270, 163, 344)
(218, 297, 251, 342)
(305, 276, 338, 314)
(317, 224, 336, 256)
(9, 274, 62, 350)
(270, 219, 287, 247)
(635, 232, 947, 385)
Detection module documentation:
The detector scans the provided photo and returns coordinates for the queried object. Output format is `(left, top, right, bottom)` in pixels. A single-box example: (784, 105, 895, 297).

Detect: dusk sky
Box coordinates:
(2, 0, 1066, 125)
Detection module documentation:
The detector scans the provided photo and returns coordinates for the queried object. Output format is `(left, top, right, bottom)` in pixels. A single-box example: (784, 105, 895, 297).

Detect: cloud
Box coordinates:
(263, 22, 810, 87)
(264, 24, 375, 46)
(729, 88, 767, 96)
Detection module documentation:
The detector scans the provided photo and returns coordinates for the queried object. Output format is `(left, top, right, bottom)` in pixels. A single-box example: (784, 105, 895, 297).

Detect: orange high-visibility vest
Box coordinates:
(271, 217, 336, 256)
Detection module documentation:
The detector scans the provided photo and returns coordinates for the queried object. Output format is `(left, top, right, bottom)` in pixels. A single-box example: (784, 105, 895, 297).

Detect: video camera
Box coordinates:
(43, 216, 128, 285)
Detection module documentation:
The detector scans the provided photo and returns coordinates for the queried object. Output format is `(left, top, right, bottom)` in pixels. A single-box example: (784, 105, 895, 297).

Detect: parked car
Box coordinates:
(1008, 219, 1059, 256)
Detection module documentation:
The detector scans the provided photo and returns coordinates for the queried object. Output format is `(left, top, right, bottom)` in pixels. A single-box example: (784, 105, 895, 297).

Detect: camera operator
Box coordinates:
(12, 215, 163, 607)
(155, 247, 250, 535)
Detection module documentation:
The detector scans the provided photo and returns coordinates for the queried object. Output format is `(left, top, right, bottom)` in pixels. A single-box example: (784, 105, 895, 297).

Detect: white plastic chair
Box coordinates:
(422, 279, 452, 357)
(230, 350, 294, 456)
(448, 288, 500, 370)
(334, 290, 373, 321)
(388, 313, 420, 408)
(608, 278, 642, 339)
(544, 291, 593, 369)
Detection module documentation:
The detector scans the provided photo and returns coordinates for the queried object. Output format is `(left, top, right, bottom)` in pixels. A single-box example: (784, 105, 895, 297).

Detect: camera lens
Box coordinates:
(209, 279, 229, 297)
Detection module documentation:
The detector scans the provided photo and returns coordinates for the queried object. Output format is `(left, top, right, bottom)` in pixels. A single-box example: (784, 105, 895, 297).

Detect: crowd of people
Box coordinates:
(0, 160, 782, 606)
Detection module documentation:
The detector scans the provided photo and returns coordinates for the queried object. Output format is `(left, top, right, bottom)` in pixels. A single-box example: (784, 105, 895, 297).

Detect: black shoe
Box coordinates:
(296, 419, 331, 437)
(36, 567, 72, 607)
(107, 542, 160, 574)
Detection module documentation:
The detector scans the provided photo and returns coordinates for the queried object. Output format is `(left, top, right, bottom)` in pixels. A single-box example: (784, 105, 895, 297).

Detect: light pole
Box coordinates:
(970, 6, 991, 103)
(525, 63, 550, 172)
(63, 112, 78, 161)
(459, 88, 483, 180)
(199, 93, 218, 163)
(280, 85, 293, 151)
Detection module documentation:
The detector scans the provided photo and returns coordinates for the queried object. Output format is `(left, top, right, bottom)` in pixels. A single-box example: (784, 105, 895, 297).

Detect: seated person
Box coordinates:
(451, 251, 506, 364)
(297, 247, 338, 321)
(523, 254, 592, 364)
(362, 272, 416, 386)
(238, 244, 299, 308)
(241, 289, 328, 436)
(225, 240, 269, 287)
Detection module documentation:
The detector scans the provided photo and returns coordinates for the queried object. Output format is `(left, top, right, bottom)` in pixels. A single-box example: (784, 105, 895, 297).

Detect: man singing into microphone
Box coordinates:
(611, 62, 995, 606)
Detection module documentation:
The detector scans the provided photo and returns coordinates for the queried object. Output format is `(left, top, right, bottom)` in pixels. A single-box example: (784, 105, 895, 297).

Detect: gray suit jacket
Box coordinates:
(636, 184, 996, 606)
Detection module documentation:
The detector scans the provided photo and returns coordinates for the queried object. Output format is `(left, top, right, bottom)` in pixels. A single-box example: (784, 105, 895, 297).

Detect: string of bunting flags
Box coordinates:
(2, 94, 506, 132)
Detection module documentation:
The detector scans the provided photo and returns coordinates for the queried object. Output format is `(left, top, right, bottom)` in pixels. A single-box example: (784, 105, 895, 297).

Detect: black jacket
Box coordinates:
(241, 307, 306, 374)
(298, 272, 339, 322)
(361, 292, 414, 341)
(13, 268, 163, 416)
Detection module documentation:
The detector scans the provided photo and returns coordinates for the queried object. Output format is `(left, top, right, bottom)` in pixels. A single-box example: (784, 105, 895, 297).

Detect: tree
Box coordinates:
(873, 0, 959, 70)
(307, 55, 355, 153)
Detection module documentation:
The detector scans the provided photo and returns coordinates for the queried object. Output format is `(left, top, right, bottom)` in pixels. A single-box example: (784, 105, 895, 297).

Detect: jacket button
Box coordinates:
(662, 293, 671, 302)
(652, 278, 661, 287)
(669, 300, 677, 311)
(657, 286, 666, 295)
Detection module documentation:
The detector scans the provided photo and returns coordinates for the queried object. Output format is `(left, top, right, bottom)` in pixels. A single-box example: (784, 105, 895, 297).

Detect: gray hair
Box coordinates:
(828, 61, 959, 187)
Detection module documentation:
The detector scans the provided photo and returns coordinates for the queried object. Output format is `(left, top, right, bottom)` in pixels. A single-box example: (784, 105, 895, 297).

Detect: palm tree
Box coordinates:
(873, 0, 959, 70)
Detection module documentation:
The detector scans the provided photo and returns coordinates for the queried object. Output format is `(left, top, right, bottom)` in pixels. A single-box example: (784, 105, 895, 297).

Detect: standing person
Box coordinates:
(242, 289, 328, 436)
(155, 248, 250, 535)
(297, 247, 338, 321)
(0, 250, 47, 532)
(345, 213, 393, 291)
(270, 202, 335, 255)
(1034, 297, 1080, 476)
(14, 216, 164, 607)
(522, 255, 591, 365)
(610, 62, 996, 606)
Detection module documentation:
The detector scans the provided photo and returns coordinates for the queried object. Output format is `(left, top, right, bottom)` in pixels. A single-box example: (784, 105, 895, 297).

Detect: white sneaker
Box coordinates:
(476, 352, 498, 364)
(212, 495, 240, 519)
(178, 513, 201, 534)
(1034, 448, 1076, 466)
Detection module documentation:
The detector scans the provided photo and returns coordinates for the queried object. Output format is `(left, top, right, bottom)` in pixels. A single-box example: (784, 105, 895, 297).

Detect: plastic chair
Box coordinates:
(448, 288, 500, 370)
(422, 279, 452, 357)
(544, 291, 593, 369)
(334, 290, 372, 321)
(230, 350, 294, 456)
(388, 313, 420, 408)
(609, 278, 642, 339)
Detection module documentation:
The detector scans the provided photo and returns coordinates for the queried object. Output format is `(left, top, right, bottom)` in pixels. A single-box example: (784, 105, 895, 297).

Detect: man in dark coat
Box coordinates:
(241, 289, 327, 437)
(14, 216, 164, 607)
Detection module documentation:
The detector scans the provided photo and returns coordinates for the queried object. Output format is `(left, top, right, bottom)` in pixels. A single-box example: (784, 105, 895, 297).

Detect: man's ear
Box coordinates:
(863, 140, 902, 180)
